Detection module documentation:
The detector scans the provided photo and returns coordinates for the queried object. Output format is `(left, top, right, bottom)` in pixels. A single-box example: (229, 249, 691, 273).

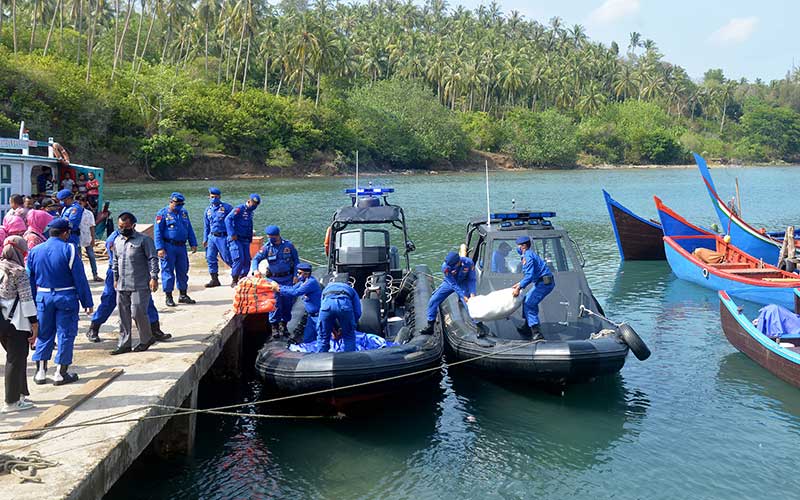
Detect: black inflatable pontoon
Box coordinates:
(255, 188, 443, 398)
(441, 211, 649, 385)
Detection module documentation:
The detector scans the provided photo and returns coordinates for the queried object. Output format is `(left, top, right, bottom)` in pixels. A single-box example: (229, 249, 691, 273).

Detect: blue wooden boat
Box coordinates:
(656, 196, 800, 309)
(693, 152, 798, 265)
(719, 290, 800, 388)
(603, 189, 665, 261)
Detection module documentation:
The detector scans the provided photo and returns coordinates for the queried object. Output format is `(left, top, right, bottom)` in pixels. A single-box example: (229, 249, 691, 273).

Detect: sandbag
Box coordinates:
(233, 277, 277, 314)
(693, 247, 724, 264)
(467, 287, 524, 321)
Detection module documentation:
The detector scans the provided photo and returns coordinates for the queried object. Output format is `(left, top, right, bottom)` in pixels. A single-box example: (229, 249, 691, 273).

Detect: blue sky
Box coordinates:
(452, 0, 798, 82)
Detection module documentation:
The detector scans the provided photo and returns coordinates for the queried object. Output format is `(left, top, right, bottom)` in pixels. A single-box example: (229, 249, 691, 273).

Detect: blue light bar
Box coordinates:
(542, 220, 552, 226)
(528, 219, 539, 225)
(500, 221, 512, 228)
(514, 220, 526, 226)
(345, 187, 395, 195)
(491, 211, 556, 220)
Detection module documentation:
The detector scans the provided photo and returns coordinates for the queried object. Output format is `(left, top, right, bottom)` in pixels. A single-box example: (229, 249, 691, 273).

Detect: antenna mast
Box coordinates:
(485, 160, 491, 231)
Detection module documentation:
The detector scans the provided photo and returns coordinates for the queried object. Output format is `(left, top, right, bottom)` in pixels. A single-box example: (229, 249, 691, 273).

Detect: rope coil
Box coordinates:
(0, 451, 58, 483)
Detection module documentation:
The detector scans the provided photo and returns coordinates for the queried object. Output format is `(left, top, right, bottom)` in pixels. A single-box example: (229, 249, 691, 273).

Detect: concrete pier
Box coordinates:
(0, 253, 243, 499)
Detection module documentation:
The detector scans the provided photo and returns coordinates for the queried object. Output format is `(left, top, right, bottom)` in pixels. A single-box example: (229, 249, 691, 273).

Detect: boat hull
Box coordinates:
(719, 291, 800, 388)
(603, 190, 665, 261)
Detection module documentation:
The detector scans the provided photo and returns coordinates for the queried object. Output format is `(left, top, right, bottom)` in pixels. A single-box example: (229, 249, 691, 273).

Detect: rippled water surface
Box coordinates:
(105, 167, 800, 499)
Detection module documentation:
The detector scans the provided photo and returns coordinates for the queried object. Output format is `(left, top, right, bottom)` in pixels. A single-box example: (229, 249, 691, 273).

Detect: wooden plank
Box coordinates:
(12, 368, 124, 440)
(762, 278, 800, 282)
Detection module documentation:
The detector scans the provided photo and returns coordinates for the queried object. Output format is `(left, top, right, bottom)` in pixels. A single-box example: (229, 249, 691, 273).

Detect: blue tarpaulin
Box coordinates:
(756, 304, 800, 339)
(289, 332, 396, 353)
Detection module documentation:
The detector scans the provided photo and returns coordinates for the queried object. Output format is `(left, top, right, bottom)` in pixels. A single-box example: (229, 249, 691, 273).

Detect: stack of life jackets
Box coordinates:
(232, 276, 278, 314)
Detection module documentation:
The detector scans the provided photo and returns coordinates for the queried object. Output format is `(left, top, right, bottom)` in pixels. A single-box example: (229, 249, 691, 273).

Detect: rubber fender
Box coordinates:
(619, 323, 651, 361)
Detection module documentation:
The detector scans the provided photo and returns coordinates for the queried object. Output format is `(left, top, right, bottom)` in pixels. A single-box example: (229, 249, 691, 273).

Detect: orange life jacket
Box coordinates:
(232, 277, 277, 314)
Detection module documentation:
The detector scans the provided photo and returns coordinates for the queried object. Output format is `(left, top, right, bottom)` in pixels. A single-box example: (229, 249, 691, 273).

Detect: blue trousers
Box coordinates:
(426, 281, 462, 322)
(228, 239, 251, 279)
(523, 281, 555, 327)
(161, 243, 189, 292)
(302, 314, 319, 343)
(269, 275, 296, 324)
(206, 235, 231, 274)
(32, 291, 79, 365)
(92, 267, 158, 325)
(316, 299, 356, 352)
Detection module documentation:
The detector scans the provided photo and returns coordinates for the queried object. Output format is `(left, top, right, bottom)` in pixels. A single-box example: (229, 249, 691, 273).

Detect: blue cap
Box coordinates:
(445, 251, 460, 267)
(208, 187, 221, 195)
(170, 192, 185, 203)
(56, 189, 73, 200)
(48, 218, 71, 231)
(515, 236, 531, 245)
(250, 193, 261, 204)
(460, 256, 474, 267)
(297, 262, 312, 272)
(265, 225, 280, 236)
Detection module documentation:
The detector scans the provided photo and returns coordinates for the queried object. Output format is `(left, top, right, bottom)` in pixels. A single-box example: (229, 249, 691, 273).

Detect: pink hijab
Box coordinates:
(3, 213, 26, 236)
(26, 209, 53, 236)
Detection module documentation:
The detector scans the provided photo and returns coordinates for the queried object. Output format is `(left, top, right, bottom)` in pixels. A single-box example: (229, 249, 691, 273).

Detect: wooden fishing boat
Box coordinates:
(719, 290, 800, 388)
(603, 189, 665, 261)
(656, 196, 800, 308)
(693, 152, 799, 266)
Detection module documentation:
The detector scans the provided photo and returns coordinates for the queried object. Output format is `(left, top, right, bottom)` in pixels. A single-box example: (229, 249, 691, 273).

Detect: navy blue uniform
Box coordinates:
(518, 248, 555, 327)
(280, 275, 322, 343)
(426, 261, 467, 322)
(225, 204, 256, 279)
(28, 237, 93, 365)
(91, 230, 159, 326)
(251, 238, 299, 325)
(316, 282, 362, 352)
(60, 202, 84, 247)
(203, 200, 233, 274)
(154, 206, 197, 292)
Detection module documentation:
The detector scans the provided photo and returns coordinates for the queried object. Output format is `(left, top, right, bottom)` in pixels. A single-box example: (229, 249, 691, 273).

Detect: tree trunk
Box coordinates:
(131, 0, 144, 70)
(112, 0, 119, 69)
(132, 0, 155, 93)
(111, 0, 133, 81)
(43, 0, 60, 56)
(58, 0, 64, 52)
(29, 0, 38, 52)
(719, 101, 727, 134)
(0, 0, 3, 44)
(75, 0, 82, 64)
(315, 70, 320, 107)
(298, 53, 306, 100)
(204, 20, 209, 76)
(276, 73, 283, 96)
(231, 14, 246, 95)
(241, 34, 251, 89)
(263, 55, 269, 91)
(11, 0, 16, 53)
(161, 23, 171, 63)
(85, 2, 97, 82)
(218, 20, 228, 84)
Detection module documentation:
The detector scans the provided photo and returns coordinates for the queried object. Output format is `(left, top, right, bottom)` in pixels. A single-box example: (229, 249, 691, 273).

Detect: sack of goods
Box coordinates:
(233, 277, 277, 314)
(466, 288, 524, 322)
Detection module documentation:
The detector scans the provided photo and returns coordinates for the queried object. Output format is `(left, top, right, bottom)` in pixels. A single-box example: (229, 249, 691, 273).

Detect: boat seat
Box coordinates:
(727, 268, 782, 274)
(357, 298, 383, 336)
(707, 262, 750, 269)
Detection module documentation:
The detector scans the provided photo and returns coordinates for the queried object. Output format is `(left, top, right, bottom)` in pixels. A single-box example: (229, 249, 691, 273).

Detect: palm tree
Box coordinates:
(290, 12, 319, 100)
(627, 31, 641, 58)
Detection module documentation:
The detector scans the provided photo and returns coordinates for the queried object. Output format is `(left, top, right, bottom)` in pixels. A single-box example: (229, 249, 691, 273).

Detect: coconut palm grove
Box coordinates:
(2, 0, 800, 176)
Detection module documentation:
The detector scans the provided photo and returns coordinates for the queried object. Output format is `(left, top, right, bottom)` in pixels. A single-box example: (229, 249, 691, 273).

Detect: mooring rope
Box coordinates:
(0, 451, 58, 483)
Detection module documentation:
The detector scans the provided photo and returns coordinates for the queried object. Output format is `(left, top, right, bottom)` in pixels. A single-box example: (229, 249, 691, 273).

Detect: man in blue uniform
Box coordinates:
(85, 228, 171, 343)
(491, 242, 512, 273)
(511, 236, 555, 341)
(154, 192, 198, 307)
(250, 225, 299, 335)
(420, 251, 468, 335)
(202, 187, 233, 288)
(28, 219, 94, 386)
(278, 262, 321, 343)
(316, 274, 362, 352)
(57, 189, 83, 247)
(224, 193, 260, 287)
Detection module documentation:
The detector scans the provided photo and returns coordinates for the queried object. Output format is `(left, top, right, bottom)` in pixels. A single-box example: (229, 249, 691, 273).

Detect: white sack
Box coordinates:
(466, 287, 524, 322)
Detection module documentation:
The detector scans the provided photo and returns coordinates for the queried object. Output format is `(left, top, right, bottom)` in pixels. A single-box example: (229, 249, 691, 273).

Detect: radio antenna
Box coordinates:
(485, 160, 491, 231)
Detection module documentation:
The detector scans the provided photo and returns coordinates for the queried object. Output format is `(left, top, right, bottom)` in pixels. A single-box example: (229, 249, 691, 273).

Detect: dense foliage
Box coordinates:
(3, 1, 800, 176)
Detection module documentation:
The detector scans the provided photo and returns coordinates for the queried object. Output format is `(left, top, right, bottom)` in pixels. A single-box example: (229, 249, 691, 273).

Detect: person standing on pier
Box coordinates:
(250, 226, 299, 336)
(224, 193, 260, 288)
(56, 189, 83, 248)
(111, 213, 161, 355)
(28, 218, 94, 386)
(316, 274, 361, 352)
(276, 262, 321, 343)
(511, 236, 554, 341)
(86, 228, 170, 344)
(154, 192, 198, 307)
(202, 187, 233, 288)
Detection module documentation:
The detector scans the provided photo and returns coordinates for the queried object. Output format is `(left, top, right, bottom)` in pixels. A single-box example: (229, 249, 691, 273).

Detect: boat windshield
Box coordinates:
(487, 237, 572, 273)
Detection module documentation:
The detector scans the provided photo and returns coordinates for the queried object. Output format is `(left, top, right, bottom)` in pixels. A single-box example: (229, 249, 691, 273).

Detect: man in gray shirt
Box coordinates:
(111, 212, 160, 355)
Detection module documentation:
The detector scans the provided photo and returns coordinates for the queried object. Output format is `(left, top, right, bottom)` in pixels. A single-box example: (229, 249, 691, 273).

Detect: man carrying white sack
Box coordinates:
(511, 235, 555, 341)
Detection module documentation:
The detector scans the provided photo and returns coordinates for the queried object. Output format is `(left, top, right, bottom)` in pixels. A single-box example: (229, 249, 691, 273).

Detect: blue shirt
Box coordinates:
(518, 248, 552, 289)
(224, 203, 256, 241)
(457, 257, 477, 296)
(320, 282, 362, 320)
(154, 206, 197, 249)
(251, 238, 299, 276)
(491, 250, 510, 273)
(60, 202, 84, 234)
(27, 236, 93, 308)
(203, 201, 233, 243)
(279, 275, 322, 315)
(106, 229, 120, 257)
(441, 261, 467, 299)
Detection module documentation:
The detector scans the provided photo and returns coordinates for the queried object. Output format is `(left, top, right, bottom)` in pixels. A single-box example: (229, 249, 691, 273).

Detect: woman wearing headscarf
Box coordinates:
(24, 207, 53, 252)
(0, 236, 38, 413)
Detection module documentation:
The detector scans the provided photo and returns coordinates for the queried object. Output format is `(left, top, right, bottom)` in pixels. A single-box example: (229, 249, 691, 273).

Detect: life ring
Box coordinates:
(618, 323, 651, 361)
(52, 143, 70, 166)
(324, 226, 332, 256)
(702, 268, 709, 279)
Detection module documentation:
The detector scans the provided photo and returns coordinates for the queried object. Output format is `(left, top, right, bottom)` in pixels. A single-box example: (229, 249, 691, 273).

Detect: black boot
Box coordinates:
(420, 320, 435, 335)
(178, 290, 196, 304)
(204, 273, 221, 288)
(278, 322, 288, 336)
(530, 325, 545, 342)
(476, 322, 489, 338)
(230, 276, 240, 289)
(53, 364, 79, 386)
(165, 292, 176, 307)
(150, 321, 172, 341)
(86, 322, 101, 342)
(517, 323, 532, 338)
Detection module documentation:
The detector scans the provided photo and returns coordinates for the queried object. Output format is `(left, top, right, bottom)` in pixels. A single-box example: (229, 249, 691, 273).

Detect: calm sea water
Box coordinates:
(105, 167, 800, 499)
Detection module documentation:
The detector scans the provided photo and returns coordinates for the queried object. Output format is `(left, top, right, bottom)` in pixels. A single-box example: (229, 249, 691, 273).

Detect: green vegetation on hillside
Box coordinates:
(2, 1, 800, 177)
